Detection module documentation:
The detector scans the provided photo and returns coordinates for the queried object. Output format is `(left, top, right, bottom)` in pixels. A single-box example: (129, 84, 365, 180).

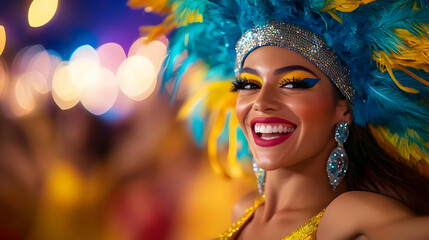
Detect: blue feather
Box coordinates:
(149, 0, 429, 164)
(354, 70, 429, 146)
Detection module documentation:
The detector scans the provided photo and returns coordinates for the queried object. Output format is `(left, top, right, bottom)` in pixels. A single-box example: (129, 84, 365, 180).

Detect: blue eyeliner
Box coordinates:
(280, 77, 321, 88)
(301, 78, 320, 88)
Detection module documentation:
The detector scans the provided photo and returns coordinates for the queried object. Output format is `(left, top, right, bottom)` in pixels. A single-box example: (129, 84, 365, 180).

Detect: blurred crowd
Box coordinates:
(0, 85, 254, 240)
(0, 1, 256, 239)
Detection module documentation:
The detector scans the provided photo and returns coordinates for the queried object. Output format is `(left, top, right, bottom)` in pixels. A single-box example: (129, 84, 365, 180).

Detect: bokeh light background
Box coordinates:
(0, 1, 254, 240)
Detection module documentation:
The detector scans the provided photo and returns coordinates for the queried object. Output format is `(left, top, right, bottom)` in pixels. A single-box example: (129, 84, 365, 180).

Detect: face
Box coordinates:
(235, 46, 350, 171)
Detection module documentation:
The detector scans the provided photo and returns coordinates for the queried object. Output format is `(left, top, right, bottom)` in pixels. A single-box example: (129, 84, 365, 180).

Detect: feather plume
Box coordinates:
(320, 0, 376, 23)
(371, 125, 429, 162)
(133, 0, 429, 177)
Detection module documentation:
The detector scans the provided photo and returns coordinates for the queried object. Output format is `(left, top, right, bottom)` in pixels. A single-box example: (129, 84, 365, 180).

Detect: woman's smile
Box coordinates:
(250, 117, 297, 147)
(235, 46, 343, 170)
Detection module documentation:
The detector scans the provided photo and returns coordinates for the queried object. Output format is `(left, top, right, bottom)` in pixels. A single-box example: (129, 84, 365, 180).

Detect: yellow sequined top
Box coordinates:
(219, 195, 326, 240)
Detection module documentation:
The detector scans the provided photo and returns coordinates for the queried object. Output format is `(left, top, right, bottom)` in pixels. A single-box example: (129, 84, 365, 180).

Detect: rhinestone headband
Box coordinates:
(235, 21, 355, 100)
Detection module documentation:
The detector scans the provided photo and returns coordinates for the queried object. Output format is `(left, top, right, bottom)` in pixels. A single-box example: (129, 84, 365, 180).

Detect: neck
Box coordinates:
(261, 157, 346, 221)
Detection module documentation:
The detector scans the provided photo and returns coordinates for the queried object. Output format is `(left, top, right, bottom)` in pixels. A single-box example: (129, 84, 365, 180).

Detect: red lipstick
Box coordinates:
(250, 117, 297, 147)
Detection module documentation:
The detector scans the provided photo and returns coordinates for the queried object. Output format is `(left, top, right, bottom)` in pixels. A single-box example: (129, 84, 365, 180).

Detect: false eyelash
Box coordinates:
(231, 77, 260, 92)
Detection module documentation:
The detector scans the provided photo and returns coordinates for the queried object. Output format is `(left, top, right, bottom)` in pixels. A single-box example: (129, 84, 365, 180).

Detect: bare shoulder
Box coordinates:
(365, 215, 429, 240)
(231, 190, 259, 222)
(317, 191, 414, 240)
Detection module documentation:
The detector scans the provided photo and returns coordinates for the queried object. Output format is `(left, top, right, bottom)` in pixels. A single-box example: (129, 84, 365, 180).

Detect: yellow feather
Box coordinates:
(205, 82, 238, 178)
(227, 111, 246, 178)
(177, 83, 210, 120)
(373, 27, 429, 93)
(321, 0, 376, 22)
(140, 14, 177, 43)
(395, 65, 429, 87)
(206, 82, 237, 111)
(391, 28, 429, 72)
(127, 0, 175, 42)
(206, 83, 247, 179)
(177, 63, 210, 119)
(129, 0, 203, 42)
(325, 10, 344, 23)
(370, 125, 429, 163)
(178, 77, 244, 179)
(179, 8, 203, 26)
(373, 51, 420, 93)
(322, 0, 376, 12)
(208, 108, 231, 179)
(370, 125, 429, 178)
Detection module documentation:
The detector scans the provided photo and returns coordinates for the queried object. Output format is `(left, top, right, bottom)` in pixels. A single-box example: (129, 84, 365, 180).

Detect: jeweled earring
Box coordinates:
(326, 121, 349, 191)
(253, 160, 266, 196)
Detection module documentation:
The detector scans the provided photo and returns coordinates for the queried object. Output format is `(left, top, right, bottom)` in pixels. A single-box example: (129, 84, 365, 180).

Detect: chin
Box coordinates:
(252, 152, 290, 171)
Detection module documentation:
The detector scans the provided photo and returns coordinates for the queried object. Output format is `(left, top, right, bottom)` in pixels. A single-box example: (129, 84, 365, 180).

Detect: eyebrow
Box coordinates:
(241, 65, 317, 76)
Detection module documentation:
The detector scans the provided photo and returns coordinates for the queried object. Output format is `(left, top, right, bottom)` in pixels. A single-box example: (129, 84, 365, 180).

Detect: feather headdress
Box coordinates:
(129, 0, 429, 178)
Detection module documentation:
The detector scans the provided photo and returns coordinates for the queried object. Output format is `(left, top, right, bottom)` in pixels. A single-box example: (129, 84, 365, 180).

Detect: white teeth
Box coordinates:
(254, 123, 295, 134)
(261, 136, 280, 140)
(273, 126, 278, 133)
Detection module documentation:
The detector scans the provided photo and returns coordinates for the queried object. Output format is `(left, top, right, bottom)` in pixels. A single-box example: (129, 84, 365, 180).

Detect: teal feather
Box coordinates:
(354, 70, 429, 151)
(144, 0, 429, 162)
(365, 4, 429, 54)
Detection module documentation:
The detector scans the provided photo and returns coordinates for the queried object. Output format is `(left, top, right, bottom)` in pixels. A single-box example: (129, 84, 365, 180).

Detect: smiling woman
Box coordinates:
(130, 0, 429, 239)
(235, 47, 345, 173)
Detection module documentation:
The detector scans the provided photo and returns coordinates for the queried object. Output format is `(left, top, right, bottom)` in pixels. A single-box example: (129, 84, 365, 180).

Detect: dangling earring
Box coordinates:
(326, 121, 349, 191)
(253, 160, 266, 196)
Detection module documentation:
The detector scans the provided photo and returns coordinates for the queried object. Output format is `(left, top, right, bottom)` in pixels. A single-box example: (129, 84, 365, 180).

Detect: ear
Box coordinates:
(335, 99, 353, 124)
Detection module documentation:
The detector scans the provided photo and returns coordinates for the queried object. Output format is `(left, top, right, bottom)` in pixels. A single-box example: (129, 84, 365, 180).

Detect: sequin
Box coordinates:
(235, 21, 355, 100)
(218, 195, 326, 239)
(219, 195, 266, 239)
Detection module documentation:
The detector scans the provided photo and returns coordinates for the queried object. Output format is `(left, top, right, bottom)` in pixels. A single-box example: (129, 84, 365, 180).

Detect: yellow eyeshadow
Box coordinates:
(239, 73, 263, 85)
(279, 70, 317, 82)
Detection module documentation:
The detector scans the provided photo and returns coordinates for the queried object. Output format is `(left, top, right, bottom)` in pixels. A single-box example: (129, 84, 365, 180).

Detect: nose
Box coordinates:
(253, 84, 282, 112)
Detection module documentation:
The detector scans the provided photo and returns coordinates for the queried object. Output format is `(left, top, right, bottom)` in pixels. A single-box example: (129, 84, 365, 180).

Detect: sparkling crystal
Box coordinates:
(335, 122, 349, 144)
(253, 161, 265, 195)
(235, 21, 355, 100)
(252, 161, 259, 176)
(327, 147, 348, 189)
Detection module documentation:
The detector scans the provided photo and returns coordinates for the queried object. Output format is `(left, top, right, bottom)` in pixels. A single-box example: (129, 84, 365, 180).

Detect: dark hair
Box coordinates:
(344, 123, 429, 215)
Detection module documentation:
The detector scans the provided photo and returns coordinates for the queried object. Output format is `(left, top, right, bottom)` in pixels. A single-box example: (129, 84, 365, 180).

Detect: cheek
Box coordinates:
(235, 95, 253, 134)
(289, 92, 336, 125)
(286, 93, 337, 157)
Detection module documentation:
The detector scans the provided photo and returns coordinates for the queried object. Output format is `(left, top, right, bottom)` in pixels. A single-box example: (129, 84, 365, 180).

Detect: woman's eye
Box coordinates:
(280, 77, 320, 89)
(243, 82, 259, 89)
(231, 78, 261, 92)
(282, 82, 300, 89)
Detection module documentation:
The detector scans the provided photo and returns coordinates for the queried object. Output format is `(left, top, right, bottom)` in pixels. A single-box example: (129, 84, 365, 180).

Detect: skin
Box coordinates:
(232, 46, 420, 239)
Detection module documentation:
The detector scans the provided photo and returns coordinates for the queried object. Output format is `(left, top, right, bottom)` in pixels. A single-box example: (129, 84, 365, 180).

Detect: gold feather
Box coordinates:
(321, 0, 376, 23)
(370, 125, 429, 178)
(177, 68, 244, 178)
(373, 28, 429, 93)
(370, 125, 429, 163)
